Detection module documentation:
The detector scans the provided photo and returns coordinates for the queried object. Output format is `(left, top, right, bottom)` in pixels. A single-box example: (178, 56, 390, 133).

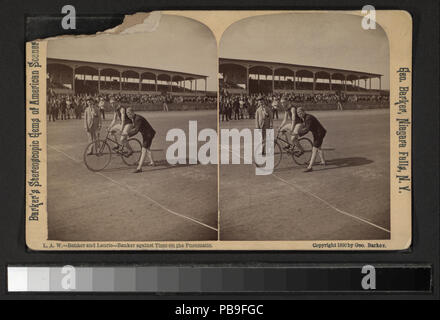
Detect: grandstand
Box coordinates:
(47, 58, 209, 96)
(219, 58, 388, 96)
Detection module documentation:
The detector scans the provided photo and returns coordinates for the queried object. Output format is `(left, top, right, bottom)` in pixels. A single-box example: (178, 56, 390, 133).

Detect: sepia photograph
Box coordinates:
(25, 10, 412, 250)
(219, 13, 391, 241)
(44, 14, 219, 242)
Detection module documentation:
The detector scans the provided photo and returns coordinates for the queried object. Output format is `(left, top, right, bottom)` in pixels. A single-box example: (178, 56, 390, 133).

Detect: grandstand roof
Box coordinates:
(219, 57, 382, 79)
(47, 58, 208, 80)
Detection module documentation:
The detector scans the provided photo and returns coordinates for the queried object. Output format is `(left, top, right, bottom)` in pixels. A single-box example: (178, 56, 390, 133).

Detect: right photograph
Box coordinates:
(219, 13, 390, 241)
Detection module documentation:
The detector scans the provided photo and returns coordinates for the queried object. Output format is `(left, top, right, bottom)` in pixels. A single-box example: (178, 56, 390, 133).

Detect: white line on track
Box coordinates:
(48, 144, 218, 232)
(221, 145, 391, 234)
(271, 174, 390, 234)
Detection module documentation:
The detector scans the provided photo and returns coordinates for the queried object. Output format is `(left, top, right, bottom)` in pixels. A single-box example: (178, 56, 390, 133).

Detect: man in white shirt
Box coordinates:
(98, 97, 106, 120)
(272, 97, 279, 120)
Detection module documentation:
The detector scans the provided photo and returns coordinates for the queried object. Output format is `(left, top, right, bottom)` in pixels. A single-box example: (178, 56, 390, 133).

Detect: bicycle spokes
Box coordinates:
(83, 140, 112, 171)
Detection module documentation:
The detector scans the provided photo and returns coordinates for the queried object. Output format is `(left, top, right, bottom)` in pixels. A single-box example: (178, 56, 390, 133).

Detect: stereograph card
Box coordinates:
(25, 10, 412, 251)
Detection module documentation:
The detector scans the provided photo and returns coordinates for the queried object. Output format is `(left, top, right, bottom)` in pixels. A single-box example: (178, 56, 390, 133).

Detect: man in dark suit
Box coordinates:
(297, 107, 327, 172)
(126, 107, 156, 173)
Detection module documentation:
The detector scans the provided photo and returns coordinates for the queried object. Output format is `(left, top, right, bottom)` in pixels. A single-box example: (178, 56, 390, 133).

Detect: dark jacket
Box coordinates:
(128, 114, 155, 137)
(299, 113, 326, 137)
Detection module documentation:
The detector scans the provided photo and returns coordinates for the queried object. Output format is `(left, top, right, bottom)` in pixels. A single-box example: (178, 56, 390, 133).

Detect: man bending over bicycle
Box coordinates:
(297, 107, 327, 172)
(126, 107, 156, 173)
(278, 100, 304, 154)
(108, 103, 133, 153)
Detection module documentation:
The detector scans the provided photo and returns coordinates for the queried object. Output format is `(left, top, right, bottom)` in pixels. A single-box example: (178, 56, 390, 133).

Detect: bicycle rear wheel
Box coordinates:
(121, 138, 142, 166)
(255, 140, 283, 170)
(292, 137, 313, 166)
(83, 140, 112, 171)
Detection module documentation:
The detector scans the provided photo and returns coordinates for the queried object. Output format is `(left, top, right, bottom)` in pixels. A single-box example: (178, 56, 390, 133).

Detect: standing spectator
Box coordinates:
(272, 97, 279, 119)
(74, 97, 83, 119)
(60, 98, 67, 120)
(48, 98, 55, 122)
(233, 98, 240, 120)
(84, 98, 102, 155)
(336, 94, 343, 111)
(255, 95, 273, 153)
(65, 97, 72, 119)
(227, 98, 233, 120)
(98, 97, 106, 120)
(239, 97, 245, 119)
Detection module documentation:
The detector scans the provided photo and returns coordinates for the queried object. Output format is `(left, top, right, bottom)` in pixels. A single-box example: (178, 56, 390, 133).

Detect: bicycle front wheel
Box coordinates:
(83, 140, 112, 172)
(255, 140, 283, 170)
(292, 137, 313, 166)
(121, 138, 142, 166)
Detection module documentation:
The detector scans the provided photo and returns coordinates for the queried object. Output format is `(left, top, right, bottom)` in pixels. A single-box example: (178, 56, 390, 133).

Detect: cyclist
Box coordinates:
(108, 103, 133, 153)
(278, 101, 304, 154)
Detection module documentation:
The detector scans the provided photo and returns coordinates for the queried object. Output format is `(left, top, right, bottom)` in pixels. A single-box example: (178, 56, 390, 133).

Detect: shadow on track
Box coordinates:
(273, 156, 373, 173)
(317, 157, 373, 171)
(99, 158, 201, 173)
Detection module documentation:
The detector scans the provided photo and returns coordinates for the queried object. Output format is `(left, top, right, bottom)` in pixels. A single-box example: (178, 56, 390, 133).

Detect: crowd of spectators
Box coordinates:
(46, 90, 217, 122)
(219, 90, 389, 122)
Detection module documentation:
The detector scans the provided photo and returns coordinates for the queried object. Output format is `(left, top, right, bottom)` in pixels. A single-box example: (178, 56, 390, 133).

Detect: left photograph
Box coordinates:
(45, 14, 219, 241)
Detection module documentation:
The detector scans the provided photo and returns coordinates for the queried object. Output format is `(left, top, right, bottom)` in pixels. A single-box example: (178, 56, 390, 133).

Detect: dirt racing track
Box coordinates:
(47, 109, 390, 242)
(47, 110, 218, 241)
(219, 109, 390, 241)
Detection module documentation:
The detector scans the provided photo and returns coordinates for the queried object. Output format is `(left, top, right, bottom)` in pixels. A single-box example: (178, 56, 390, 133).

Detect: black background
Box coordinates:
(0, 0, 438, 301)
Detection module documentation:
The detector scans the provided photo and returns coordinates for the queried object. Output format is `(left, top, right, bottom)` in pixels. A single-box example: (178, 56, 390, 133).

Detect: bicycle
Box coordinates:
(83, 129, 142, 172)
(255, 129, 313, 170)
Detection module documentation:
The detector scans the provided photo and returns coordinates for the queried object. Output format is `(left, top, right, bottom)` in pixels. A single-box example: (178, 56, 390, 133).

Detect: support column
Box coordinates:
(344, 76, 347, 92)
(272, 69, 275, 93)
(183, 79, 186, 92)
(119, 71, 122, 92)
(72, 68, 76, 93)
(170, 78, 172, 92)
(379, 76, 382, 90)
(97, 69, 100, 93)
(313, 72, 316, 92)
(329, 74, 332, 91)
(155, 74, 158, 92)
(246, 66, 250, 95)
(139, 73, 142, 92)
(204, 78, 207, 92)
(195, 79, 198, 93)
(293, 71, 296, 91)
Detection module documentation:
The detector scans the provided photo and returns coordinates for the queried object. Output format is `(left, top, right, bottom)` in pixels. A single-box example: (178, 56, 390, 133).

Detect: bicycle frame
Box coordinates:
(275, 130, 295, 150)
(98, 130, 126, 154)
